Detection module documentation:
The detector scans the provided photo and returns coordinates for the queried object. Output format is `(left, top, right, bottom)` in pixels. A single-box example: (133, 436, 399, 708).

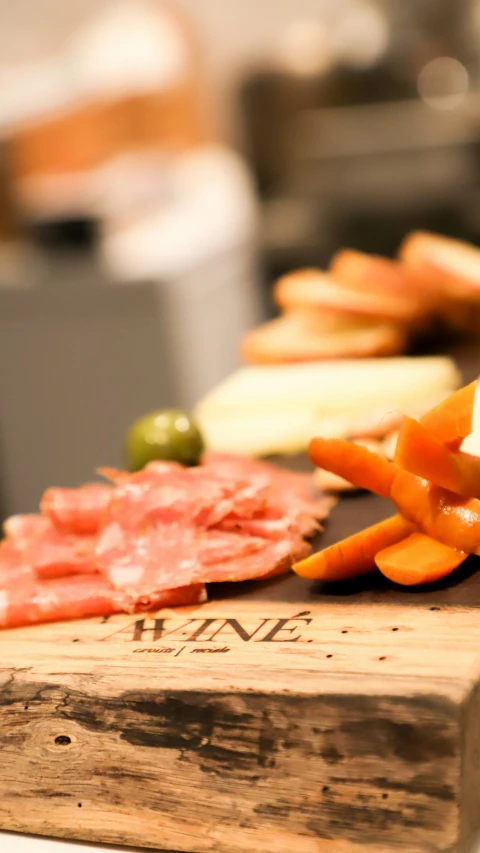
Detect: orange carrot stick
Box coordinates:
(395, 416, 480, 497)
(391, 469, 480, 552)
(420, 381, 475, 446)
(308, 437, 398, 498)
(375, 532, 466, 586)
(292, 514, 414, 581)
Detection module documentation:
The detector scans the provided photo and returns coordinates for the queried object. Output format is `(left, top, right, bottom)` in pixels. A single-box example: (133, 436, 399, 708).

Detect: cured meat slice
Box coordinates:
(199, 530, 267, 564)
(199, 535, 312, 583)
(0, 450, 332, 630)
(202, 451, 335, 536)
(0, 575, 118, 629)
(100, 455, 331, 536)
(104, 469, 268, 531)
(40, 483, 113, 534)
(96, 524, 254, 594)
(0, 540, 34, 586)
(0, 574, 207, 629)
(96, 522, 311, 596)
(25, 527, 98, 579)
(4, 514, 97, 579)
(95, 522, 197, 593)
(218, 512, 296, 540)
(201, 451, 321, 500)
(3, 514, 51, 545)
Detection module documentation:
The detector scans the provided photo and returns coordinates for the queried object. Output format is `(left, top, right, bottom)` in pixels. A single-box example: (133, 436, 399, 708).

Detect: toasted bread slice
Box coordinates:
(331, 249, 423, 298)
(400, 231, 480, 301)
(330, 249, 434, 332)
(240, 311, 406, 364)
(274, 269, 420, 322)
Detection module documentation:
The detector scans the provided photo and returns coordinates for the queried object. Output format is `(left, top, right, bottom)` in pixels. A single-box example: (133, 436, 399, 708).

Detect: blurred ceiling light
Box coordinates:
(274, 19, 333, 77)
(417, 57, 469, 110)
(330, 2, 389, 69)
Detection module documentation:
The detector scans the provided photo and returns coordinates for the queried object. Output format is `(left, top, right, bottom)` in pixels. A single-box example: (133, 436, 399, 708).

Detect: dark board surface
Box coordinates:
(212, 337, 480, 608)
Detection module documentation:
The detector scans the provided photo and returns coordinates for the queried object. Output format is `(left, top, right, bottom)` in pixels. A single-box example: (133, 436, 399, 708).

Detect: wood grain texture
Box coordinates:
(1, 601, 480, 853)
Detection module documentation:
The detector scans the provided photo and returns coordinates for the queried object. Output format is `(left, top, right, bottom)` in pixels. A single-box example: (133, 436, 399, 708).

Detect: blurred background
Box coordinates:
(0, 0, 480, 516)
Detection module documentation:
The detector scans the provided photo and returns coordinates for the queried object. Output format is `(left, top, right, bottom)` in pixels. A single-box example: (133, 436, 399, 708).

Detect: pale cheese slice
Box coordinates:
(195, 357, 460, 457)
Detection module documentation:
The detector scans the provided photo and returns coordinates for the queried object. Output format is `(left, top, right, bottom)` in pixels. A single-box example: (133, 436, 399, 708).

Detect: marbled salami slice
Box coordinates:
(0, 450, 332, 630)
(40, 484, 113, 534)
(3, 514, 51, 545)
(199, 536, 312, 583)
(4, 514, 97, 579)
(104, 469, 268, 531)
(96, 522, 311, 596)
(0, 574, 207, 629)
(202, 451, 335, 535)
(0, 540, 34, 586)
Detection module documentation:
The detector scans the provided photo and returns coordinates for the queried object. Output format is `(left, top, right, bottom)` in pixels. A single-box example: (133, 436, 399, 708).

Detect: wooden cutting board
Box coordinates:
(2, 492, 480, 853)
(1, 339, 480, 853)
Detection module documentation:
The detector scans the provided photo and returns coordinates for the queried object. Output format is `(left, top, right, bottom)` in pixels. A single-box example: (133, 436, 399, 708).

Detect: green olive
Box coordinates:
(125, 409, 205, 471)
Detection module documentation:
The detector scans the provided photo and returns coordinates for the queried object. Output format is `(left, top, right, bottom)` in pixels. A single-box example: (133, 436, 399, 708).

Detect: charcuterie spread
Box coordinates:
(0, 453, 333, 629)
(5, 229, 480, 630)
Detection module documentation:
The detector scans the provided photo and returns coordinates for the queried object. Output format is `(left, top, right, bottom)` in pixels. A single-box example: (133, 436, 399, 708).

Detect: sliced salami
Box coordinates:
(96, 522, 311, 596)
(25, 528, 98, 579)
(104, 469, 268, 531)
(0, 540, 34, 586)
(40, 484, 113, 534)
(0, 574, 207, 629)
(5, 514, 97, 579)
(202, 451, 335, 535)
(3, 514, 51, 545)
(198, 535, 312, 583)
(0, 450, 332, 630)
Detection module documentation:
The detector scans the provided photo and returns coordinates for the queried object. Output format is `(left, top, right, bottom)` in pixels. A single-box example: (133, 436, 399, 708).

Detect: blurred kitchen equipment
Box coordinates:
(238, 0, 480, 293)
(286, 94, 480, 253)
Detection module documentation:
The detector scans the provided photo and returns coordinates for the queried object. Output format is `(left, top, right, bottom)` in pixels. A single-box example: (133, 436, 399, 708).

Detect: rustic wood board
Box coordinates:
(1, 339, 480, 853)
(2, 571, 480, 853)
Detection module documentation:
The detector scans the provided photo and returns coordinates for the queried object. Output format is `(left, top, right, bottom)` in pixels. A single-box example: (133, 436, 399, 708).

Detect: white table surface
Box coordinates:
(0, 834, 145, 853)
(2, 830, 480, 853)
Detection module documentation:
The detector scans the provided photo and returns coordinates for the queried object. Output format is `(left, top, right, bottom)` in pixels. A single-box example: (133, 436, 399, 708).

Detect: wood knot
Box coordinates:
(55, 735, 71, 746)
